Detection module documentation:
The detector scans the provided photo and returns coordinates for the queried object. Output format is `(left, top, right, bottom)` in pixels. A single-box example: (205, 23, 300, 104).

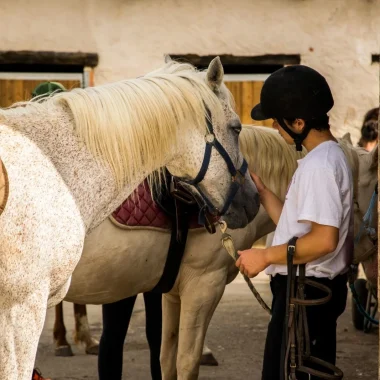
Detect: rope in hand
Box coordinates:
(219, 221, 272, 315)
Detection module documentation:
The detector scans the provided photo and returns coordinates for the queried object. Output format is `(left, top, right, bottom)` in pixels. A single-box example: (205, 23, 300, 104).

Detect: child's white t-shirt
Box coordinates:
(266, 141, 354, 279)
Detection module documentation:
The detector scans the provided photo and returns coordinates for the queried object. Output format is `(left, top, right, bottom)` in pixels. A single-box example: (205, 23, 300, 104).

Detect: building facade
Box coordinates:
(0, 0, 379, 141)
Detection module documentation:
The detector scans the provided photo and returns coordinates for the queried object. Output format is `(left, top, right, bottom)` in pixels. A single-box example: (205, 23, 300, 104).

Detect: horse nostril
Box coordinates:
(230, 120, 242, 134)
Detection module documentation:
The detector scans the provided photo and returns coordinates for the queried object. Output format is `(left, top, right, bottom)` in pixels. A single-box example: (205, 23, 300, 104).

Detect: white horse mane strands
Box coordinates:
(239, 125, 305, 198)
(0, 61, 226, 191)
(239, 125, 360, 203)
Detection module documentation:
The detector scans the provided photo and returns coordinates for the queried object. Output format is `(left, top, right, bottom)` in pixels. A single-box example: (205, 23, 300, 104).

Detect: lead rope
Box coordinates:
(219, 221, 272, 315)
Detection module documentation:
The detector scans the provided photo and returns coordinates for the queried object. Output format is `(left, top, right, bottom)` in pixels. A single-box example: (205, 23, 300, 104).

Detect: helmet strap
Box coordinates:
(276, 117, 311, 152)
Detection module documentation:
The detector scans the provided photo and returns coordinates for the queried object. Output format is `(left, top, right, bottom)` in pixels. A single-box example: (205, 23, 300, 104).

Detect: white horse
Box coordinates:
(0, 57, 260, 379)
(53, 126, 376, 379)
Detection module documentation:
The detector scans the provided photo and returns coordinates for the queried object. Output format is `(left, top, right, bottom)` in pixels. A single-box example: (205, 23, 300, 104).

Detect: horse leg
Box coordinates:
(200, 343, 219, 366)
(143, 292, 163, 380)
(53, 301, 74, 357)
(0, 289, 48, 379)
(73, 303, 99, 355)
(98, 296, 137, 380)
(176, 273, 226, 380)
(160, 293, 181, 380)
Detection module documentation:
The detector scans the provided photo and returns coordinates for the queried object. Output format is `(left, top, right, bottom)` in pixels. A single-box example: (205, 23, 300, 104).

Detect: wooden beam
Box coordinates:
(372, 54, 379, 63)
(168, 54, 301, 67)
(0, 50, 98, 67)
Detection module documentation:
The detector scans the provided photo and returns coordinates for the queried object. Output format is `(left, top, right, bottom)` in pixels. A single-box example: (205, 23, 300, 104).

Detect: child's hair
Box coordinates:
(363, 107, 379, 124)
(358, 119, 378, 147)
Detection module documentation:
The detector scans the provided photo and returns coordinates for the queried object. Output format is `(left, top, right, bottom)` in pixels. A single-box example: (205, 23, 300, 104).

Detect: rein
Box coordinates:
(282, 238, 343, 380)
(219, 221, 272, 314)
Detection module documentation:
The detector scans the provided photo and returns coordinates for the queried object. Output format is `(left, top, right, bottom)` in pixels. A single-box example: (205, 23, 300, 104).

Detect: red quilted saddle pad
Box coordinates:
(112, 181, 171, 228)
(112, 180, 201, 229)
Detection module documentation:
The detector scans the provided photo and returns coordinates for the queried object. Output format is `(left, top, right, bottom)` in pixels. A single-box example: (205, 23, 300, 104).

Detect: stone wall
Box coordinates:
(1, 0, 379, 141)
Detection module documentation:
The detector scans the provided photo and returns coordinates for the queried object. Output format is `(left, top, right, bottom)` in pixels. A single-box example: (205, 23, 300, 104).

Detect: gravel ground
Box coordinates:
(35, 274, 378, 380)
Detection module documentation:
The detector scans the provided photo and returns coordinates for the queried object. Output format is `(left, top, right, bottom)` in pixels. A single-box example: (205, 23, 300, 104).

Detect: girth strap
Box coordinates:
(283, 237, 344, 380)
(151, 197, 191, 293)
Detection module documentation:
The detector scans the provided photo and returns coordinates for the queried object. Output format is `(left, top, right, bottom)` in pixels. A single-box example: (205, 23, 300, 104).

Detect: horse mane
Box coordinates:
(239, 125, 360, 202)
(239, 125, 306, 199)
(0, 61, 226, 189)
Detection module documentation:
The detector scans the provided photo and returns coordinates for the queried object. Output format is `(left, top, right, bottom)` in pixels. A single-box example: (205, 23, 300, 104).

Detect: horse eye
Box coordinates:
(230, 122, 242, 135)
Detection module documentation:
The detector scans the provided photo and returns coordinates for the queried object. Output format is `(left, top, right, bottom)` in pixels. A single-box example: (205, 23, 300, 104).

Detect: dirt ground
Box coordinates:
(35, 274, 378, 380)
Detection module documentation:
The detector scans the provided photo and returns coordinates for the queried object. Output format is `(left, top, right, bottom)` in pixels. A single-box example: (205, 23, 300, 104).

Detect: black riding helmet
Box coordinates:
(251, 65, 334, 151)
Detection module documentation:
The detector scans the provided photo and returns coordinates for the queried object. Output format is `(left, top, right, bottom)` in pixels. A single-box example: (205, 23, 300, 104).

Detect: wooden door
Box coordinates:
(225, 81, 273, 128)
(0, 79, 81, 108)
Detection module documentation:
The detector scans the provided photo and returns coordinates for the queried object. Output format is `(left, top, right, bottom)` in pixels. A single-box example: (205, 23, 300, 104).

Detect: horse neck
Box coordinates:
(240, 127, 301, 202)
(2, 106, 154, 232)
(248, 149, 294, 201)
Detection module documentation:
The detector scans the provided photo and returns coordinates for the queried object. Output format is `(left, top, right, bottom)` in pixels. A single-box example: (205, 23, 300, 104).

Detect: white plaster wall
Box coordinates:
(0, 0, 379, 141)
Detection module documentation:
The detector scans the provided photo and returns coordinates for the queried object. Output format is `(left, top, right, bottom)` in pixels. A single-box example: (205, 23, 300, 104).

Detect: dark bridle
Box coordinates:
(171, 115, 248, 232)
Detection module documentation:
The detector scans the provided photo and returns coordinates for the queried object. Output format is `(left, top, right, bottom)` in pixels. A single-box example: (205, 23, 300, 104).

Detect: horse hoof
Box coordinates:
(55, 345, 74, 357)
(200, 352, 219, 366)
(85, 344, 99, 355)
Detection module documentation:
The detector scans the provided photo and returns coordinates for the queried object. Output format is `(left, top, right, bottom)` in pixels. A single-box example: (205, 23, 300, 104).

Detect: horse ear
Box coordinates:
(341, 132, 353, 145)
(206, 56, 224, 92)
(164, 54, 172, 64)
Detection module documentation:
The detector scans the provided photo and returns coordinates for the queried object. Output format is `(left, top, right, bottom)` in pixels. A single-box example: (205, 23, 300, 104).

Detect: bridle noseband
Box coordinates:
(172, 117, 248, 231)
